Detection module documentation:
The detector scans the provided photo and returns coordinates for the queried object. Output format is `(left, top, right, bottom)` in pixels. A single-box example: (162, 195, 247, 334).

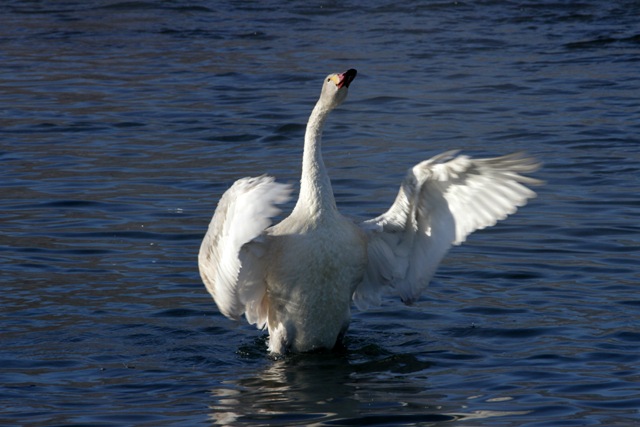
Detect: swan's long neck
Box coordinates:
(293, 101, 337, 219)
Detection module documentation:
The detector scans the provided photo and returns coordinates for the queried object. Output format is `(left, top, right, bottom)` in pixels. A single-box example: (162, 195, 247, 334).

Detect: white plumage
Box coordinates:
(199, 69, 541, 354)
(199, 176, 291, 326)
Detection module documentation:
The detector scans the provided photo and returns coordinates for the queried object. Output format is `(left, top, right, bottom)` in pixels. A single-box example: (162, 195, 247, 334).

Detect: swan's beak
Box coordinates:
(332, 68, 357, 89)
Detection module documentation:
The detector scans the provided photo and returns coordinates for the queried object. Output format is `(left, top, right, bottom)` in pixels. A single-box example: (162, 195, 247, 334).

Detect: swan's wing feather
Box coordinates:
(354, 152, 541, 309)
(198, 176, 291, 327)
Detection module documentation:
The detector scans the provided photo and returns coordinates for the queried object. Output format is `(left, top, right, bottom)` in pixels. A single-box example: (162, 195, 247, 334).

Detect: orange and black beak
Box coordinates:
(331, 68, 357, 89)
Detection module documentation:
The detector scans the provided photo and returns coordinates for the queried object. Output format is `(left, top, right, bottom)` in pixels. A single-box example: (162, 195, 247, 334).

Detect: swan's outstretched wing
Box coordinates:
(354, 151, 541, 309)
(198, 176, 291, 327)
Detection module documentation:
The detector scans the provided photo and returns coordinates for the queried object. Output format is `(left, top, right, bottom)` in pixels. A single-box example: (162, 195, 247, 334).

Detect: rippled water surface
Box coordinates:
(2, 1, 640, 425)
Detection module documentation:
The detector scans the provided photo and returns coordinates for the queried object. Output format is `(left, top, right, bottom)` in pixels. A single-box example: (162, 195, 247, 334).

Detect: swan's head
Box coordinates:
(319, 68, 357, 109)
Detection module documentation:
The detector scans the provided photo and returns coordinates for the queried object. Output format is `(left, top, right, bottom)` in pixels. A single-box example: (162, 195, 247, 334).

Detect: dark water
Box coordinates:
(2, 0, 639, 425)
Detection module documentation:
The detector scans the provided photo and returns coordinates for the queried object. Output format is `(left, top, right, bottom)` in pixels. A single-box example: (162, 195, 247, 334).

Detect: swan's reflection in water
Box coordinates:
(208, 346, 529, 425)
(210, 352, 362, 425)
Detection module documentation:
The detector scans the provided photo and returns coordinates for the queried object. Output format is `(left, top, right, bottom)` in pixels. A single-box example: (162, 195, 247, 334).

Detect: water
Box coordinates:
(1, 0, 639, 425)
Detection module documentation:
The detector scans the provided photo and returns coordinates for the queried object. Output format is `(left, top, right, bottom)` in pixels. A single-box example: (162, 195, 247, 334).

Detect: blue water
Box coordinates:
(2, 1, 639, 425)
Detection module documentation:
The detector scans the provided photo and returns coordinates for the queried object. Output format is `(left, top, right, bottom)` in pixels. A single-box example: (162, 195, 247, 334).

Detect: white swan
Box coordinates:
(199, 69, 540, 354)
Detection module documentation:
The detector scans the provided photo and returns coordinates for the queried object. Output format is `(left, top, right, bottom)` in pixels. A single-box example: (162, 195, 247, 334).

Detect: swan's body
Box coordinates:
(199, 69, 540, 354)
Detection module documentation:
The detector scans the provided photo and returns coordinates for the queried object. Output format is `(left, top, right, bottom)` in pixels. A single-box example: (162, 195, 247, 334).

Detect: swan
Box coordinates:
(199, 69, 541, 354)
